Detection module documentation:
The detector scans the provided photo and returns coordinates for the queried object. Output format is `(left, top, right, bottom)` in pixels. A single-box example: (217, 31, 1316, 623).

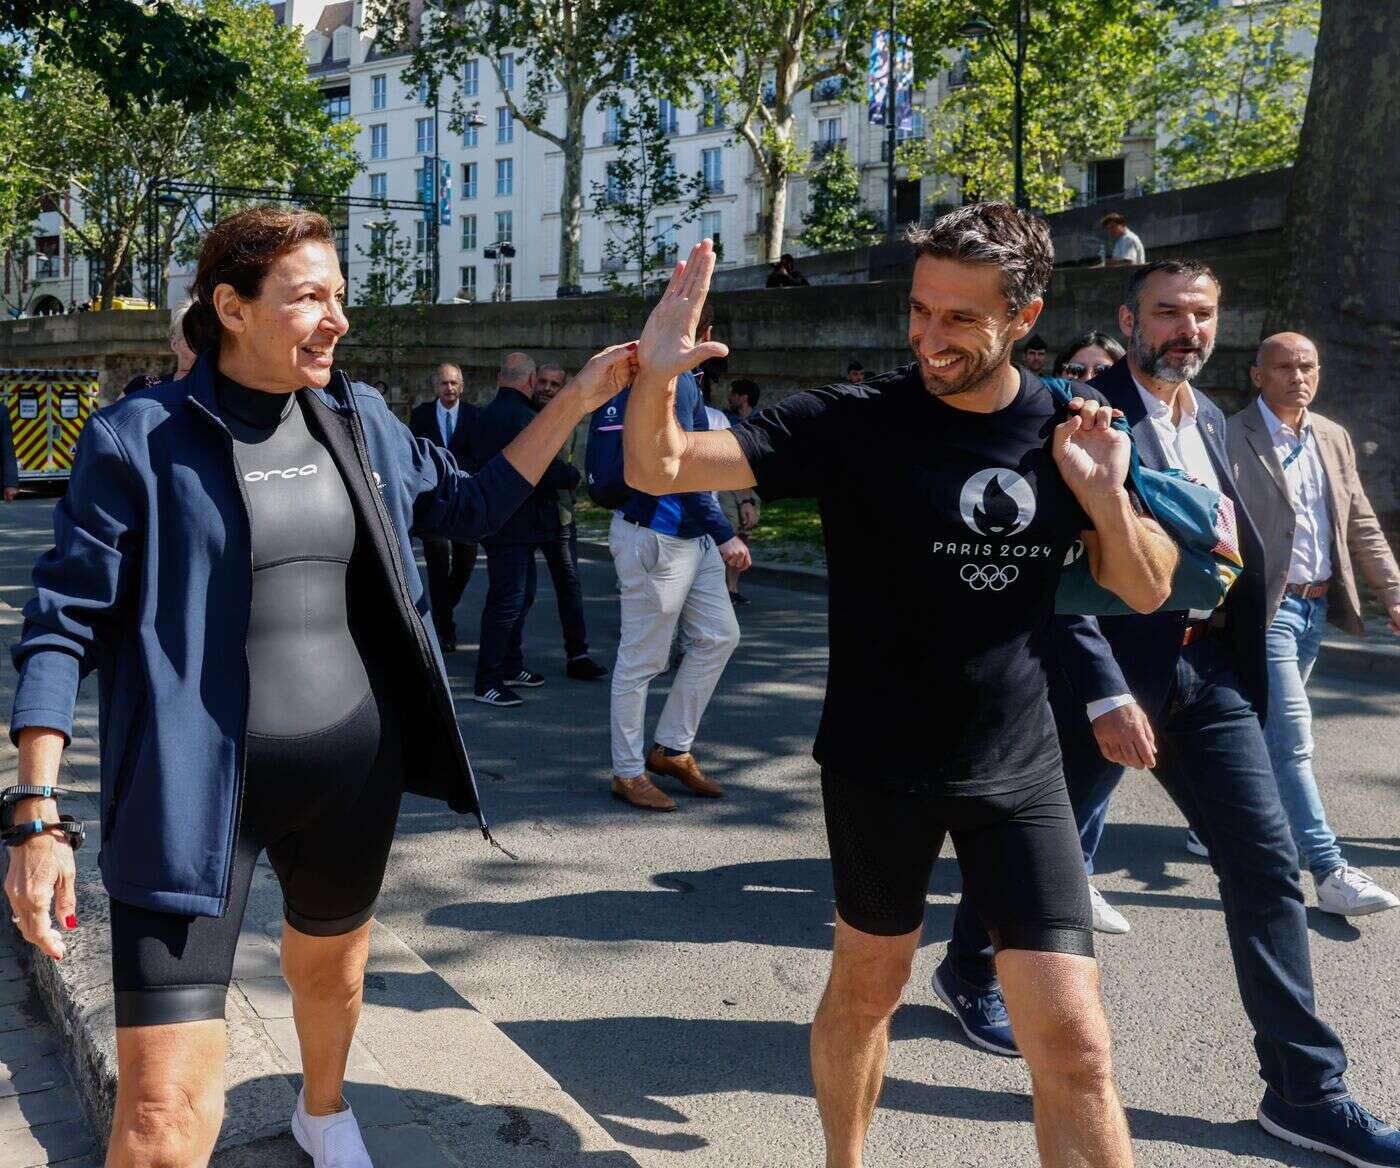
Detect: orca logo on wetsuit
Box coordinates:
(958, 468, 1035, 538)
(244, 464, 319, 483)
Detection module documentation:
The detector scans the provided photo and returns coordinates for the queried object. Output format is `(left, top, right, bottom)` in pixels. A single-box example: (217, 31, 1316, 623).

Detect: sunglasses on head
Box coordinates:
(1063, 362, 1112, 379)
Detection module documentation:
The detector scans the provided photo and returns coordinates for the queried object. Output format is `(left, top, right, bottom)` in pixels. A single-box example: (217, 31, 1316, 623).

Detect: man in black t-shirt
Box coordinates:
(622, 204, 1179, 1167)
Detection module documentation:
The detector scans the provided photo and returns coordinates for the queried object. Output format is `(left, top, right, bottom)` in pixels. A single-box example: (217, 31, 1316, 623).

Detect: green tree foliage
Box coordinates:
(800, 145, 880, 252)
(17, 0, 360, 308)
(589, 97, 710, 294)
(1152, 0, 1319, 189)
(901, 0, 1176, 212)
(365, 0, 699, 296)
(692, 0, 881, 262)
(350, 218, 427, 395)
(0, 0, 247, 111)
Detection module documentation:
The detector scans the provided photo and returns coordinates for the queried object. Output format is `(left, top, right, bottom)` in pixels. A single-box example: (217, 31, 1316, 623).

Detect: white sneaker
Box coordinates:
(1314, 866, 1400, 916)
(292, 1090, 374, 1168)
(1185, 828, 1209, 858)
(1088, 885, 1131, 934)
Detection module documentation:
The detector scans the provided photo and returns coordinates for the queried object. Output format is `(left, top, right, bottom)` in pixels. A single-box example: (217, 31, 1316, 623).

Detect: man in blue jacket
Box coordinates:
(587, 308, 751, 811)
(468, 352, 586, 707)
(938, 260, 1400, 1168)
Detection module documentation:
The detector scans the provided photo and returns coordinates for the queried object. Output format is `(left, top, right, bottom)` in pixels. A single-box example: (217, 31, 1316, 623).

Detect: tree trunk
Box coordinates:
(556, 90, 586, 294)
(1266, 1, 1400, 522)
(761, 159, 789, 263)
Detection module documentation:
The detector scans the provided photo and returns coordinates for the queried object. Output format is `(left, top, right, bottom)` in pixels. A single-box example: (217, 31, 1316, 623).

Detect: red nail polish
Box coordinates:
(627, 342, 637, 351)
(64, 915, 77, 929)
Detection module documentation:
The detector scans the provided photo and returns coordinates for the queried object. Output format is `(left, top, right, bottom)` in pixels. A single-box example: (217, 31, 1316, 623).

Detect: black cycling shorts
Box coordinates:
(109, 689, 403, 1027)
(821, 768, 1094, 957)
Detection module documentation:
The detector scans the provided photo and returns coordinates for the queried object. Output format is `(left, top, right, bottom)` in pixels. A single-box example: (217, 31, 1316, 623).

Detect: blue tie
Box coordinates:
(444, 409, 454, 444)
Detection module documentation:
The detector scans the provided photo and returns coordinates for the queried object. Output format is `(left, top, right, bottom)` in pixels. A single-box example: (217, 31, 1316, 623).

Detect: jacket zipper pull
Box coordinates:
(482, 825, 518, 861)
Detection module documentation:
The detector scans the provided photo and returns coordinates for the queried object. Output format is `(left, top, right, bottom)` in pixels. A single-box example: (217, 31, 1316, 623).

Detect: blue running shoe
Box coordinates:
(932, 958, 1020, 1058)
(1258, 1091, 1400, 1167)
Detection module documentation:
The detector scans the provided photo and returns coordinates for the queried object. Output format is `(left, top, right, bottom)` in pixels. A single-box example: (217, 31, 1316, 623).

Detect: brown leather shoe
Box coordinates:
(611, 775, 677, 812)
(645, 747, 723, 798)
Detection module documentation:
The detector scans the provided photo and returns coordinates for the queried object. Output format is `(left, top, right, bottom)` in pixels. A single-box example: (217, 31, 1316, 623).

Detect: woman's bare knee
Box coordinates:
(112, 1021, 225, 1168)
(281, 920, 371, 1002)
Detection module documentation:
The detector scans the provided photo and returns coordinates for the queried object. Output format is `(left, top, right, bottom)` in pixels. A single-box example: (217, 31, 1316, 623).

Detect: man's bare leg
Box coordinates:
(810, 915, 920, 1168)
(998, 949, 1133, 1167)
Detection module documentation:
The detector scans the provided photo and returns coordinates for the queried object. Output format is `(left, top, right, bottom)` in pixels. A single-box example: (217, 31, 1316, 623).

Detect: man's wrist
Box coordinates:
(1079, 486, 1134, 526)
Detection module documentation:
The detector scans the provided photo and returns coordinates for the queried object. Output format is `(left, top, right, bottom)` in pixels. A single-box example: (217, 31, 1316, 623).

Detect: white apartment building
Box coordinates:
(3, 0, 1313, 313)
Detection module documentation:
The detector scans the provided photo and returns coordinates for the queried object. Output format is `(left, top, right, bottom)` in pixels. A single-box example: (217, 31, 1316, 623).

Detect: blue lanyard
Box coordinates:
(1280, 425, 1311, 472)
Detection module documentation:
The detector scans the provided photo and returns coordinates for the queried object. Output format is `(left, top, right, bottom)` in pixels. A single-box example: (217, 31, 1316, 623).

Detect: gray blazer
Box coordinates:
(1227, 399, 1400, 634)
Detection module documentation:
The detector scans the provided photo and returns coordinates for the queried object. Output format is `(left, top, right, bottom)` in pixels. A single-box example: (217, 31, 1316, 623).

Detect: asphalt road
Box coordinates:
(2, 494, 1398, 1168)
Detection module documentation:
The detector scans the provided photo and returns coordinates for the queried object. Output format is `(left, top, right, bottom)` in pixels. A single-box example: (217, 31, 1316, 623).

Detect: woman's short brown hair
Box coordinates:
(183, 206, 335, 353)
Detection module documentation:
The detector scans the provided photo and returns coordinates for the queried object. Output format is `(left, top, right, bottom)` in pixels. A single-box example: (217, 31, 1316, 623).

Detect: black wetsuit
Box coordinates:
(111, 375, 404, 1027)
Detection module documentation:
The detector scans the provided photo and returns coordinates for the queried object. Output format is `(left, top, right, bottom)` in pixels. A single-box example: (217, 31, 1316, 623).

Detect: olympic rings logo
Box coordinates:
(959, 563, 1020, 591)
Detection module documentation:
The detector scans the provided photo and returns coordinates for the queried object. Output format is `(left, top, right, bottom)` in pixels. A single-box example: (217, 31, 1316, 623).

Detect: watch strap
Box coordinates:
(1, 815, 85, 851)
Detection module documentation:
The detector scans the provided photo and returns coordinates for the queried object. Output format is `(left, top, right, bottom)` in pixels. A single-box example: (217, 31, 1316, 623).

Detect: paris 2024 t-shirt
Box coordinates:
(731, 363, 1102, 797)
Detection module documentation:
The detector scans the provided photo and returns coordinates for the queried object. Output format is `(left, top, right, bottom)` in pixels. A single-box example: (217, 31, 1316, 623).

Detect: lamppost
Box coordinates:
(960, 2, 1029, 210)
(884, 0, 897, 239)
(483, 241, 516, 302)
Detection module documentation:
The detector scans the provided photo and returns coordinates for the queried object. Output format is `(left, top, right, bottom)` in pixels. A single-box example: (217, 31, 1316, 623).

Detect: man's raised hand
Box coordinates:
(1053, 397, 1131, 503)
(636, 239, 730, 384)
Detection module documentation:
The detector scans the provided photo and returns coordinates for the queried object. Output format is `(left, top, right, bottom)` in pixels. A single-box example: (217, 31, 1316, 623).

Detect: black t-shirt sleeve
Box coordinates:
(729, 384, 853, 501)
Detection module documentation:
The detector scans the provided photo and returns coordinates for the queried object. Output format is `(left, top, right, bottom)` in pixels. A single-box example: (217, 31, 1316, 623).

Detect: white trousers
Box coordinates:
(608, 513, 740, 777)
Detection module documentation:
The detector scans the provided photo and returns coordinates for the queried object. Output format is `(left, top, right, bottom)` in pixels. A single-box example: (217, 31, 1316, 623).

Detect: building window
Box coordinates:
(463, 59, 479, 97)
(603, 104, 624, 146)
(371, 74, 386, 110)
(658, 98, 678, 136)
(819, 117, 842, 143)
(702, 148, 723, 193)
(322, 86, 350, 123)
(461, 214, 477, 250)
(700, 210, 722, 256)
(417, 78, 431, 105)
(495, 261, 512, 301)
(416, 219, 428, 255)
(369, 172, 387, 202)
(459, 266, 477, 298)
(369, 123, 387, 160)
(499, 53, 514, 91)
(495, 157, 513, 196)
(495, 210, 513, 243)
(654, 215, 677, 262)
(332, 25, 352, 61)
(699, 87, 723, 130)
(414, 167, 431, 204)
(496, 106, 513, 144)
(462, 162, 477, 199)
(416, 117, 435, 154)
(463, 120, 478, 148)
(603, 160, 625, 205)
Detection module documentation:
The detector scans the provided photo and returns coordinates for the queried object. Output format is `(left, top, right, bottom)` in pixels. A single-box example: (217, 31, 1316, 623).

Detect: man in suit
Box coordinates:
(409, 363, 481, 651)
(469, 352, 582, 707)
(1228, 332, 1400, 916)
(939, 261, 1400, 1167)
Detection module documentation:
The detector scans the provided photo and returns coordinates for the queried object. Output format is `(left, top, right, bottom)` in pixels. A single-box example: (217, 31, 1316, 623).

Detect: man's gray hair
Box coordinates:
(904, 202, 1054, 312)
(499, 351, 536, 385)
(537, 361, 566, 379)
(169, 299, 193, 344)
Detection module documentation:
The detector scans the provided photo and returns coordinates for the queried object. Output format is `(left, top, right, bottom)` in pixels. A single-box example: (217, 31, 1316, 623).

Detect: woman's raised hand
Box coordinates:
(568, 342, 641, 412)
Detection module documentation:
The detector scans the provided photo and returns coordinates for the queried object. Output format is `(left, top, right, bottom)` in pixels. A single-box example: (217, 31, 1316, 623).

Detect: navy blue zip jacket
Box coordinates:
(9, 351, 532, 918)
(468, 385, 580, 544)
(585, 371, 733, 542)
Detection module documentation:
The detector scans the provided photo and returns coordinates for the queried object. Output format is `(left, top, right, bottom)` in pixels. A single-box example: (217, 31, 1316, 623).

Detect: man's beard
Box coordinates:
(914, 331, 1013, 398)
(1130, 326, 1213, 385)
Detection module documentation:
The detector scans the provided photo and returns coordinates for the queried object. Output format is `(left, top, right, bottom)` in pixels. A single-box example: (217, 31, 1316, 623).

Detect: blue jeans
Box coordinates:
(1264, 595, 1343, 881)
(948, 635, 1349, 1106)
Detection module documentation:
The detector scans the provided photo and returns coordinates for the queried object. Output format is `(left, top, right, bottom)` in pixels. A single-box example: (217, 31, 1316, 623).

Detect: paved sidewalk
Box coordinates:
(0, 927, 98, 1168)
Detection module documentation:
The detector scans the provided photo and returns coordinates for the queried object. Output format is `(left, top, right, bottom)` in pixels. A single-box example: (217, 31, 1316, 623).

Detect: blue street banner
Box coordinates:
(867, 30, 914, 130)
(439, 159, 452, 226)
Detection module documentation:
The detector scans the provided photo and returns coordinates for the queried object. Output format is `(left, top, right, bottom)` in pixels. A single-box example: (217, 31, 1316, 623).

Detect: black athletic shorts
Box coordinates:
(109, 689, 403, 1027)
(821, 768, 1094, 956)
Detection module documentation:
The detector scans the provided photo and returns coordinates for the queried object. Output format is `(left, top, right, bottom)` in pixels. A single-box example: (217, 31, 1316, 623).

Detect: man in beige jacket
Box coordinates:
(1228, 332, 1400, 916)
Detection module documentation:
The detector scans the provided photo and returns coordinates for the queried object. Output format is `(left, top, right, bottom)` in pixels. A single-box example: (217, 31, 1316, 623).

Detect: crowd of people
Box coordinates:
(2, 199, 1399, 1168)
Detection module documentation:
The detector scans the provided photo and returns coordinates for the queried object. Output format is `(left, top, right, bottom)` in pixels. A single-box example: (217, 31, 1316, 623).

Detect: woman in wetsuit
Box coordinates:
(3, 207, 635, 1168)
